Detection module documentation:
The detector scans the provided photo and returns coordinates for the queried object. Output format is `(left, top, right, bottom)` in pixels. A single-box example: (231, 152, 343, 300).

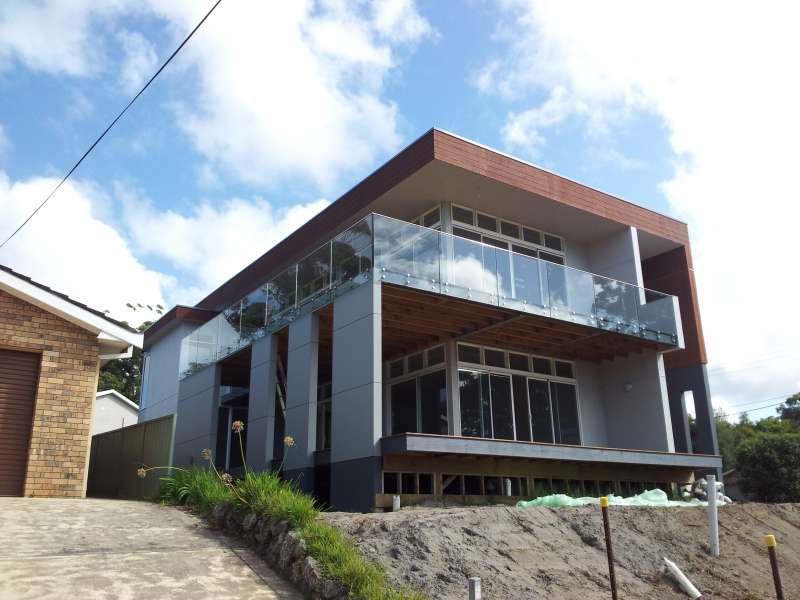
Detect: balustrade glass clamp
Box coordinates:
(381, 274, 386, 280)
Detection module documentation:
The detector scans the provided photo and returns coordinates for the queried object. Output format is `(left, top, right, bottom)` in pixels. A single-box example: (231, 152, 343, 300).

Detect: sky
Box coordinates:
(0, 0, 798, 422)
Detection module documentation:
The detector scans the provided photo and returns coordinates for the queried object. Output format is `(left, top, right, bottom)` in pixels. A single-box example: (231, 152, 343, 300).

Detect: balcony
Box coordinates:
(179, 214, 681, 378)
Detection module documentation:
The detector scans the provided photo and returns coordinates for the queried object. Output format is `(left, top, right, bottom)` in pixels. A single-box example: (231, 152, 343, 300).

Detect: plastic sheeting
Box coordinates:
(516, 488, 709, 508)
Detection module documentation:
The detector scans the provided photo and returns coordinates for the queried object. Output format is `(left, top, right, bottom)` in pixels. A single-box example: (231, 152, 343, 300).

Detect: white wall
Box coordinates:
(600, 350, 674, 452)
(139, 322, 197, 423)
(575, 360, 608, 447)
(588, 226, 644, 287)
(93, 394, 138, 435)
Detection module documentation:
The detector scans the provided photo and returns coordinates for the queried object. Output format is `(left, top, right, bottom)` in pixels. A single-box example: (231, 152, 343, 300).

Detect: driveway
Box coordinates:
(0, 497, 304, 600)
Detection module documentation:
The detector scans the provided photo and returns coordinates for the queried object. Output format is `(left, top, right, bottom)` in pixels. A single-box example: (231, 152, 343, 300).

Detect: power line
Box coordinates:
(0, 0, 224, 251)
(717, 400, 787, 419)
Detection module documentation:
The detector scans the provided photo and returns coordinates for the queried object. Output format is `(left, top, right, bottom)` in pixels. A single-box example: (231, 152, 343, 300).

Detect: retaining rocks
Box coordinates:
(210, 502, 348, 599)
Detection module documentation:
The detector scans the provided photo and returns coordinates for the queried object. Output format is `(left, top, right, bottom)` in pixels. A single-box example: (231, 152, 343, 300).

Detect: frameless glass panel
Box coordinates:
(494, 248, 513, 299)
(390, 379, 417, 434)
(459, 370, 490, 438)
(512, 375, 531, 441)
(528, 379, 554, 443)
(374, 216, 440, 286)
(510, 252, 545, 307)
(420, 369, 447, 435)
(457, 344, 481, 364)
(240, 287, 267, 341)
(490, 374, 514, 440)
(218, 304, 242, 358)
(594, 276, 639, 331)
(447, 235, 499, 301)
(297, 243, 331, 304)
(195, 317, 219, 370)
(546, 262, 595, 320)
(638, 289, 679, 344)
(332, 217, 373, 285)
(552, 382, 580, 445)
(267, 266, 297, 323)
(179, 330, 199, 378)
(452, 205, 474, 225)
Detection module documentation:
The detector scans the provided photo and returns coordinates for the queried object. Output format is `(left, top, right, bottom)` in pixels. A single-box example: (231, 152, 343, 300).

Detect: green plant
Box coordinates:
(160, 466, 230, 517)
(736, 432, 800, 502)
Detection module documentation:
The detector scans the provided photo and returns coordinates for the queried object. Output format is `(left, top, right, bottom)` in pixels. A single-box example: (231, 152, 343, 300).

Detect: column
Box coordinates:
(246, 333, 278, 471)
(173, 364, 220, 467)
(283, 312, 319, 493)
(330, 281, 382, 512)
(445, 339, 461, 436)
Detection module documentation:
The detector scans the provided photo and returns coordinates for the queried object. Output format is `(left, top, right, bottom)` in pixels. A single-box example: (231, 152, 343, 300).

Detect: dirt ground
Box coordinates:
(323, 503, 800, 599)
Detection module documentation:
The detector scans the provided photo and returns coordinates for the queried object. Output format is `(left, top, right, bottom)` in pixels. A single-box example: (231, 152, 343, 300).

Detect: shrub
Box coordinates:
(736, 432, 800, 502)
(160, 467, 230, 517)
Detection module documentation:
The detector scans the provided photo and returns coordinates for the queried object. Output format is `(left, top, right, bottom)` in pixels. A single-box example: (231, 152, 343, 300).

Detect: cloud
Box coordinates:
(481, 1, 800, 412)
(0, 171, 169, 326)
(0, 123, 9, 158)
(116, 29, 158, 94)
(120, 185, 330, 303)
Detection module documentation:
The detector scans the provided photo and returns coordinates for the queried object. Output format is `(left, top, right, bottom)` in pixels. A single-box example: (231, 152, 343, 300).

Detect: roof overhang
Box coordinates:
(0, 269, 143, 356)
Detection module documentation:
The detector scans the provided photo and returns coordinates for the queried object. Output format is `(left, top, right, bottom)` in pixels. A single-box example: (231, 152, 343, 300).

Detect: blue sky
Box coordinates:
(0, 1, 798, 421)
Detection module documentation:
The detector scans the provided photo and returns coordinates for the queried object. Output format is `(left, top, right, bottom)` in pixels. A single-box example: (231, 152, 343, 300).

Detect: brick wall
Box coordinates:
(0, 289, 100, 497)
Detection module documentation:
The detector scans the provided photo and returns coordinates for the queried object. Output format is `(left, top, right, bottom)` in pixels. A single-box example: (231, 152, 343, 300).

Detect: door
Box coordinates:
(0, 349, 40, 496)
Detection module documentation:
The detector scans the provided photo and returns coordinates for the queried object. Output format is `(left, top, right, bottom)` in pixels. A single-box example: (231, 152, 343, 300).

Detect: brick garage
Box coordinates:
(0, 266, 142, 497)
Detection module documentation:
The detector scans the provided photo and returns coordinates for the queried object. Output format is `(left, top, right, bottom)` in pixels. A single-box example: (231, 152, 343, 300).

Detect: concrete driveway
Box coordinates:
(0, 497, 303, 600)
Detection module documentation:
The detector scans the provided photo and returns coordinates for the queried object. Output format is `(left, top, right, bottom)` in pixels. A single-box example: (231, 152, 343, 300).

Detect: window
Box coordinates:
(531, 357, 552, 375)
(452, 205, 474, 225)
(427, 345, 445, 366)
(554, 360, 574, 379)
(389, 359, 404, 378)
(452, 226, 481, 242)
(484, 348, 506, 368)
(552, 382, 580, 444)
(511, 244, 538, 259)
(458, 344, 481, 364)
(407, 352, 424, 373)
(390, 379, 417, 434)
(509, 352, 529, 372)
(490, 374, 515, 440)
(539, 251, 564, 265)
(512, 375, 531, 441)
(423, 207, 441, 228)
(523, 227, 542, 245)
(477, 212, 498, 231)
(459, 371, 491, 438)
(420, 370, 448, 434)
(544, 234, 563, 252)
(402, 473, 416, 494)
(482, 235, 507, 250)
(500, 221, 521, 238)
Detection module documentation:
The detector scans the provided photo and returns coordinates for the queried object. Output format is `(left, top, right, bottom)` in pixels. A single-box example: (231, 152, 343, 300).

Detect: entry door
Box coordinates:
(0, 349, 40, 496)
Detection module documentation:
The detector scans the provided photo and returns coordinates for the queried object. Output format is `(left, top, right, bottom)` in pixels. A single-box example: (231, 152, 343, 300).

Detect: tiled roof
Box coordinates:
(0, 263, 140, 334)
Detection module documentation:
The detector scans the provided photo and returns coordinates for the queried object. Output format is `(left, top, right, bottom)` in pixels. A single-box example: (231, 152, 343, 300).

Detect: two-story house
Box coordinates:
(139, 129, 721, 511)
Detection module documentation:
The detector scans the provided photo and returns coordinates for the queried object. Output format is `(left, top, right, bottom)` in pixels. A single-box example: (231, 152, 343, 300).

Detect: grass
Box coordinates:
(160, 468, 424, 600)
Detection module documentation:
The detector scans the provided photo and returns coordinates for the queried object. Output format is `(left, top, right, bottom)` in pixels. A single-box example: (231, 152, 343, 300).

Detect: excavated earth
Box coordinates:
(323, 503, 800, 599)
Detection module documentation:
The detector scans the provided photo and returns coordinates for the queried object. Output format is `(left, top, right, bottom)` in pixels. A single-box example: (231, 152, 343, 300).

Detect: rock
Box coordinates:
(211, 502, 230, 529)
(303, 556, 322, 592)
(321, 579, 345, 600)
(242, 511, 258, 532)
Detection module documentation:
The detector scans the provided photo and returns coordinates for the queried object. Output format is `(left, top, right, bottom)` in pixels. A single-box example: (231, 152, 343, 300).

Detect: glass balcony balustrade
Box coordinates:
(179, 214, 680, 378)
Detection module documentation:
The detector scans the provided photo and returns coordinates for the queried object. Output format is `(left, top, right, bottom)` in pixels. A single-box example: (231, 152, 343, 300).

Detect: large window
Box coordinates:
(389, 367, 448, 435)
(457, 343, 580, 445)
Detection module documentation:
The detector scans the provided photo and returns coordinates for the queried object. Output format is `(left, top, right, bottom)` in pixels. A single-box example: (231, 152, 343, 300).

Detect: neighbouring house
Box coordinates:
(0, 265, 142, 497)
(93, 389, 139, 435)
(139, 129, 721, 512)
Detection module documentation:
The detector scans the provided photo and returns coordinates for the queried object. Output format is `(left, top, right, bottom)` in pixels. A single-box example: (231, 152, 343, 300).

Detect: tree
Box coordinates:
(96, 320, 152, 403)
(778, 393, 800, 426)
(735, 433, 800, 502)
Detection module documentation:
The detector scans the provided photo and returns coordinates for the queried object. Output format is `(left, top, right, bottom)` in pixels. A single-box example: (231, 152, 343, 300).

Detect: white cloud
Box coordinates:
(116, 29, 158, 94)
(0, 171, 169, 327)
(0, 123, 10, 158)
(481, 1, 800, 411)
(120, 186, 330, 303)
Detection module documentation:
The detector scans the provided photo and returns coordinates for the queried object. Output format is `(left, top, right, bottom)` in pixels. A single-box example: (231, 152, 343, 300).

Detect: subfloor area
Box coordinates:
(0, 497, 303, 600)
(324, 503, 800, 600)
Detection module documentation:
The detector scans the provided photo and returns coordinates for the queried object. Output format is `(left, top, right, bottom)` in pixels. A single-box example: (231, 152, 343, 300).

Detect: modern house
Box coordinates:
(0, 265, 142, 497)
(140, 129, 721, 511)
(93, 389, 139, 435)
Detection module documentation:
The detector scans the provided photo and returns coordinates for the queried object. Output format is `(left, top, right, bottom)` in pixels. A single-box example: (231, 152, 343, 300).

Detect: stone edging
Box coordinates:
(210, 501, 349, 599)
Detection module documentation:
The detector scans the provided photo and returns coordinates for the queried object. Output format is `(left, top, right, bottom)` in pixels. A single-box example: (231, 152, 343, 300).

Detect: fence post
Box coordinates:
(765, 535, 784, 600)
(468, 576, 481, 600)
(707, 474, 719, 557)
(600, 496, 618, 600)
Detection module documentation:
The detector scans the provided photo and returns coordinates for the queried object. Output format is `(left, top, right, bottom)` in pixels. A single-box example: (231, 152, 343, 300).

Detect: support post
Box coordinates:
(600, 497, 618, 600)
(765, 535, 784, 600)
(468, 576, 481, 600)
(246, 333, 278, 471)
(707, 474, 719, 557)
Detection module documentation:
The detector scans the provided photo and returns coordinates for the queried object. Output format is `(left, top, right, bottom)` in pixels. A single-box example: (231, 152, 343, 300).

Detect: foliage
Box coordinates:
(777, 393, 800, 426)
(96, 320, 153, 402)
(156, 426, 423, 600)
(735, 433, 800, 502)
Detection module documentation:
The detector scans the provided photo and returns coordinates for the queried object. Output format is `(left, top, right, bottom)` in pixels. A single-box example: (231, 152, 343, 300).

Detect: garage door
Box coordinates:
(0, 349, 40, 496)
